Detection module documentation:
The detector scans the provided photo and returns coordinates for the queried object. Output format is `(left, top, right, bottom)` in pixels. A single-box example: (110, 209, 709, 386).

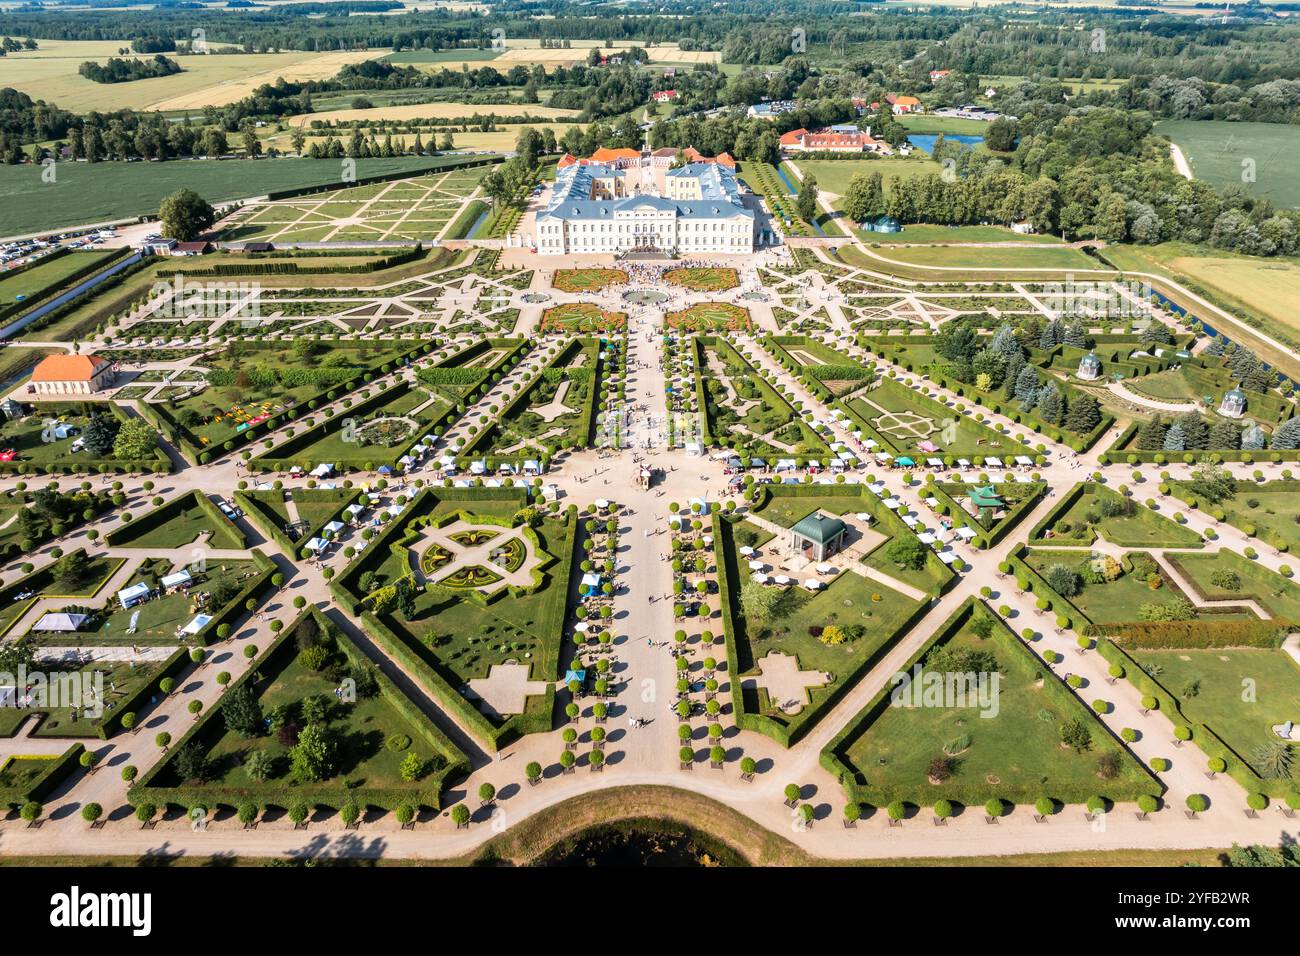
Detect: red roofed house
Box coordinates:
(587, 147, 642, 168)
(779, 128, 809, 150)
(929, 70, 952, 81)
(651, 89, 678, 103)
(887, 94, 922, 114)
(29, 354, 116, 396)
(780, 128, 891, 155)
(557, 153, 579, 169)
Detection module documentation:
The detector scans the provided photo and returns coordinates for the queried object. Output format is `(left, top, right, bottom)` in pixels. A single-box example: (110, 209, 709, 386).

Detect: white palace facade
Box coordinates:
(534, 146, 756, 257)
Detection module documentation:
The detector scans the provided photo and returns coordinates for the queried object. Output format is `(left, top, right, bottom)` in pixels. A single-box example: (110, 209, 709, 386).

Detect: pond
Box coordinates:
(907, 133, 985, 154)
(534, 820, 746, 867)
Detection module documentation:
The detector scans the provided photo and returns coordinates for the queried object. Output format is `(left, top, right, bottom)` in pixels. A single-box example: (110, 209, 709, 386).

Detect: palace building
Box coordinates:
(534, 145, 756, 257)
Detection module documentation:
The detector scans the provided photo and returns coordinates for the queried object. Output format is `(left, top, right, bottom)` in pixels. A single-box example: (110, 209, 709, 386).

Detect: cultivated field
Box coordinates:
(1156, 119, 1300, 209)
(0, 42, 386, 113)
(0, 157, 468, 237)
(1166, 255, 1300, 339)
(287, 101, 582, 126)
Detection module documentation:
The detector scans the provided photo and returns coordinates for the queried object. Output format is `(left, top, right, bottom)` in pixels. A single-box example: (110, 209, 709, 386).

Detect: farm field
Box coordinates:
(286, 101, 582, 126)
(0, 42, 385, 113)
(1164, 256, 1300, 340)
(382, 40, 715, 72)
(1101, 242, 1300, 381)
(1156, 120, 1300, 209)
(0, 157, 471, 237)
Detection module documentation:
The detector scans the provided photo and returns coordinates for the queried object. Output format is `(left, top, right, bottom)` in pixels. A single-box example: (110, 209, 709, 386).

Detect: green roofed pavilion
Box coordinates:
(968, 485, 1005, 510)
(789, 511, 848, 561)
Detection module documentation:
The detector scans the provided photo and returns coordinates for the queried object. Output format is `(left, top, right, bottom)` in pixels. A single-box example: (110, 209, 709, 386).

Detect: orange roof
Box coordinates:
(557, 153, 578, 168)
(31, 354, 109, 383)
(892, 95, 921, 107)
(779, 128, 809, 147)
(589, 147, 641, 163)
(715, 152, 736, 168)
(801, 132, 878, 150)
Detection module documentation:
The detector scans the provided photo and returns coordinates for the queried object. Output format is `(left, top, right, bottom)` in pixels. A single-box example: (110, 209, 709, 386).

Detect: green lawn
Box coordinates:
(1201, 484, 1300, 549)
(200, 644, 437, 791)
(0, 659, 161, 737)
(1131, 647, 1300, 779)
(1037, 485, 1204, 549)
(110, 494, 245, 550)
(0, 250, 117, 306)
(870, 243, 1102, 271)
(87, 559, 260, 645)
(841, 608, 1151, 805)
(0, 756, 57, 788)
(282, 384, 447, 469)
(1169, 551, 1300, 621)
(726, 519, 923, 736)
(344, 496, 570, 697)
(1023, 549, 1216, 626)
(162, 342, 407, 452)
(791, 158, 940, 197)
(754, 494, 860, 529)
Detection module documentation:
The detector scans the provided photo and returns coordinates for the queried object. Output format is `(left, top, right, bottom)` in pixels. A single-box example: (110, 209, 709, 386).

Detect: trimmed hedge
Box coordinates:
(97, 646, 191, 738)
(0, 743, 85, 810)
(104, 490, 247, 549)
(129, 606, 469, 814)
(822, 598, 1161, 807)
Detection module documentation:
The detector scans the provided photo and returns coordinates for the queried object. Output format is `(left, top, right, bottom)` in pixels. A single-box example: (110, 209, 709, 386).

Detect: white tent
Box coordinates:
(309, 463, 334, 478)
(33, 612, 88, 632)
(305, 537, 329, 552)
(160, 569, 192, 590)
(323, 520, 345, 538)
(344, 504, 365, 520)
(117, 582, 151, 609)
(1015, 455, 1035, 467)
